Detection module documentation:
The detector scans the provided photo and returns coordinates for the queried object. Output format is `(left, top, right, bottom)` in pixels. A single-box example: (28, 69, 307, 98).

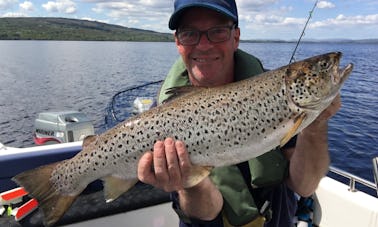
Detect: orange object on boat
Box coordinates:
(0, 187, 28, 205)
(14, 198, 38, 221)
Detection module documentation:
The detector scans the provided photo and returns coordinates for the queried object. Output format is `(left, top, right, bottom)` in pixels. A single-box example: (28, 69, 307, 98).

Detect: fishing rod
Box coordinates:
(289, 0, 318, 64)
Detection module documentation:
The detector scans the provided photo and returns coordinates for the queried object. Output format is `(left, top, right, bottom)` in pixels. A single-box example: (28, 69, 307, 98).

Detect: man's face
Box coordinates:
(175, 8, 240, 87)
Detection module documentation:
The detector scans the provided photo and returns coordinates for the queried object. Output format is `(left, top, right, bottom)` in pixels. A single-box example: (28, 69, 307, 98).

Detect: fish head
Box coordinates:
(285, 52, 353, 110)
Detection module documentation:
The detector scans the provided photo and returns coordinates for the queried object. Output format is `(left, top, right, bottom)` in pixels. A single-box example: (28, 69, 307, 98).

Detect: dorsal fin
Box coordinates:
(82, 135, 97, 147)
(164, 85, 206, 103)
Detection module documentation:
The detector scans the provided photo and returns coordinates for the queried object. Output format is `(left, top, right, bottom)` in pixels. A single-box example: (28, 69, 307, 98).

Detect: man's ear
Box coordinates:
(174, 32, 180, 46)
(233, 27, 240, 50)
(174, 32, 185, 55)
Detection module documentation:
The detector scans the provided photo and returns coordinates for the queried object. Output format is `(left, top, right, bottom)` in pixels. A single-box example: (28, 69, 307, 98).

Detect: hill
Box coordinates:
(0, 17, 174, 41)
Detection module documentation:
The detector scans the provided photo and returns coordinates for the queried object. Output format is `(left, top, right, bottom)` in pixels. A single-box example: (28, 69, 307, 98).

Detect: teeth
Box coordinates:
(193, 57, 218, 62)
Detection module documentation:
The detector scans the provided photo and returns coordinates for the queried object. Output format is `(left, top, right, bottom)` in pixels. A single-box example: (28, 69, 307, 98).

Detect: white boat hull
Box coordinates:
(0, 142, 377, 227)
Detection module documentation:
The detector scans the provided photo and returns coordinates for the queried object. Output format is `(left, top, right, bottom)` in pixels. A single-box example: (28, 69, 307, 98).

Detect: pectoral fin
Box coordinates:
(183, 166, 213, 188)
(102, 176, 138, 202)
(280, 113, 307, 147)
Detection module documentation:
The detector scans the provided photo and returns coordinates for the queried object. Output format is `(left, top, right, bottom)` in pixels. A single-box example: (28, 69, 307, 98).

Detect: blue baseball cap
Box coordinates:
(169, 0, 238, 30)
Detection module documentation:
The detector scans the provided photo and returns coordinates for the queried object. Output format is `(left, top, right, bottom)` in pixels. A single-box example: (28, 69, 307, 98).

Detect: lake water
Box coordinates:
(0, 41, 377, 184)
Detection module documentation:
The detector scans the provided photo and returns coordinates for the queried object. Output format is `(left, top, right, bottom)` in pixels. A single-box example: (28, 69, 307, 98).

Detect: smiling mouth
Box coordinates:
(193, 56, 220, 63)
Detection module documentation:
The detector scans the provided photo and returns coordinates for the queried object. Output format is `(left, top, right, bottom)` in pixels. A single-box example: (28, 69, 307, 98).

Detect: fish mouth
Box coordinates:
(338, 63, 354, 84)
(331, 62, 353, 91)
(326, 62, 354, 103)
(331, 52, 352, 84)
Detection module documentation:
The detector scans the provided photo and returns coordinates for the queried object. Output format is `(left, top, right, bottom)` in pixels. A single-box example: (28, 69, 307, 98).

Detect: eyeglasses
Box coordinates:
(176, 24, 236, 46)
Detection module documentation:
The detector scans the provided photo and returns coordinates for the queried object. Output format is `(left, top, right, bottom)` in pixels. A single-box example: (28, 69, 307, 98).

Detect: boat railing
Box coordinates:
(329, 157, 378, 197)
(373, 157, 378, 196)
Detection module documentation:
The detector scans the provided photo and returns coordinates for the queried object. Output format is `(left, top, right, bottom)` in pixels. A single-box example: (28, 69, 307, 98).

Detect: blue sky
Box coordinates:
(1, 0, 377, 40)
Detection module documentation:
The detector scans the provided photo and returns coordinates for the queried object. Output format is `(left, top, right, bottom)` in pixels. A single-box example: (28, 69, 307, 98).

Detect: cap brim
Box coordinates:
(169, 3, 237, 30)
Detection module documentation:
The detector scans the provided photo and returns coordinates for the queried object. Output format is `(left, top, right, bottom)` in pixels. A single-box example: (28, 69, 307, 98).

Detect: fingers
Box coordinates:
(317, 93, 342, 122)
(306, 94, 342, 132)
(137, 138, 190, 192)
(165, 138, 182, 186)
(176, 140, 192, 174)
(153, 140, 169, 184)
(137, 151, 156, 185)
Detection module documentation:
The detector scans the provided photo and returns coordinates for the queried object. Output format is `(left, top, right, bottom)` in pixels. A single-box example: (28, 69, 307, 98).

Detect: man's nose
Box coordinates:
(197, 32, 212, 49)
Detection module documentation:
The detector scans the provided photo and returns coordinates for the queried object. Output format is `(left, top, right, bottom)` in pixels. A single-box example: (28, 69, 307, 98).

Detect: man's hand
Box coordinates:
(308, 94, 341, 129)
(138, 137, 191, 192)
(137, 138, 223, 220)
(286, 94, 342, 196)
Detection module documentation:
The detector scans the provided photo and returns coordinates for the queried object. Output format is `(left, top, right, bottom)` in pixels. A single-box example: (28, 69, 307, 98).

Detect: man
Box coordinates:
(138, 0, 339, 226)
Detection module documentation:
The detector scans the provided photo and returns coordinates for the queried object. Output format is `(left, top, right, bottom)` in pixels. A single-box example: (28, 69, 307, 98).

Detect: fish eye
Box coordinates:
(320, 61, 329, 68)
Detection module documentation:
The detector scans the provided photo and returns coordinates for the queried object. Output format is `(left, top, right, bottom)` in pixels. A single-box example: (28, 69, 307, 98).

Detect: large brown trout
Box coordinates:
(13, 52, 353, 226)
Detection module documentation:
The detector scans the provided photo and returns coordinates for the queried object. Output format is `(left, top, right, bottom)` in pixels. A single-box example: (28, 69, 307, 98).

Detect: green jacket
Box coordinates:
(160, 49, 289, 226)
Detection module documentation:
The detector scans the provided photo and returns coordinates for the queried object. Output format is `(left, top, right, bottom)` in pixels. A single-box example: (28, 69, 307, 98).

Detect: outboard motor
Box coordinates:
(33, 111, 94, 145)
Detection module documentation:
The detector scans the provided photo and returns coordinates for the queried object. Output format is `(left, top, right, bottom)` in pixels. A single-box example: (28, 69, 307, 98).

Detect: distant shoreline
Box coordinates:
(1, 17, 377, 43)
(1, 39, 376, 44)
(240, 39, 378, 44)
(0, 17, 174, 42)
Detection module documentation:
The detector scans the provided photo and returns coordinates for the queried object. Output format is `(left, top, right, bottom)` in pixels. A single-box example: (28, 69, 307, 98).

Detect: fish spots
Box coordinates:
(40, 53, 348, 202)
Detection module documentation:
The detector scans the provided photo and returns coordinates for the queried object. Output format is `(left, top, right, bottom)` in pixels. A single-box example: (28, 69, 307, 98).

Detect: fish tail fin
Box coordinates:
(12, 163, 78, 227)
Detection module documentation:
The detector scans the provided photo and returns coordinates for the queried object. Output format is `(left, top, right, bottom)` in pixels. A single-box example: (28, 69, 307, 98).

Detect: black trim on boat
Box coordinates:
(0, 182, 170, 226)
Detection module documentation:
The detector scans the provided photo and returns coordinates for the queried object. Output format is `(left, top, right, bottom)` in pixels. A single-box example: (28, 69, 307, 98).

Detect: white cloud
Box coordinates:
(282, 17, 306, 25)
(19, 1, 34, 11)
(310, 14, 378, 28)
(237, 0, 279, 8)
(254, 14, 282, 24)
(317, 1, 335, 9)
(91, 1, 171, 17)
(95, 2, 135, 16)
(239, 6, 304, 27)
(2, 11, 26, 17)
(42, 0, 77, 14)
(1, 0, 375, 40)
(87, 1, 172, 32)
(0, 0, 18, 10)
(91, 6, 102, 13)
